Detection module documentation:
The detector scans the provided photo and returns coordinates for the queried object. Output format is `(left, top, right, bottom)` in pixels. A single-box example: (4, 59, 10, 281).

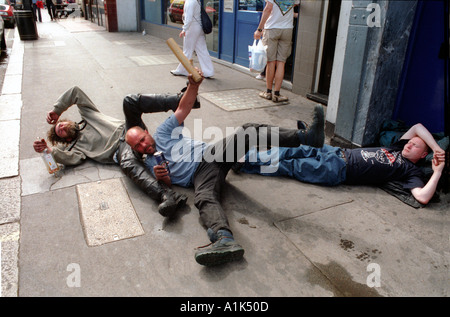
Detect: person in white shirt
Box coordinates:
(254, 0, 300, 103)
(170, 0, 214, 78)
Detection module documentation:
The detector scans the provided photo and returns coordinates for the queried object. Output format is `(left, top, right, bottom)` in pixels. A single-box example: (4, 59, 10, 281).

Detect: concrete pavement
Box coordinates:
(0, 13, 449, 299)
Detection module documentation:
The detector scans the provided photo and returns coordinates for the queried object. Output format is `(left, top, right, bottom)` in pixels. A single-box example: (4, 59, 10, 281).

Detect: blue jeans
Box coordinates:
(241, 144, 347, 186)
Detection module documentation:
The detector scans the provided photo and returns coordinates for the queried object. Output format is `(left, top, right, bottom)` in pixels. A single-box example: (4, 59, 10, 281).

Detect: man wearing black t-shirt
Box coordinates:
(239, 123, 446, 205)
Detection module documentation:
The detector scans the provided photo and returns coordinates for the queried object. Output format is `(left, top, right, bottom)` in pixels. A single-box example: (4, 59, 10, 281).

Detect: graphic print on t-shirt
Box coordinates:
(274, 0, 296, 15)
(360, 148, 405, 166)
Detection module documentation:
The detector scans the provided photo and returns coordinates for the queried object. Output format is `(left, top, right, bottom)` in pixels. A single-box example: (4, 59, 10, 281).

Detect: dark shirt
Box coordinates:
(343, 139, 425, 189)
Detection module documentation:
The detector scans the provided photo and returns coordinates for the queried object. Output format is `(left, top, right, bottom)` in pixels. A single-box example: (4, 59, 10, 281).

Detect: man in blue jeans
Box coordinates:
(237, 124, 446, 206)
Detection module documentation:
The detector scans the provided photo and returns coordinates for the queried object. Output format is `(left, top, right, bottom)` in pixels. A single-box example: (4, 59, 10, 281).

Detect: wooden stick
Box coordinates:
(166, 38, 202, 82)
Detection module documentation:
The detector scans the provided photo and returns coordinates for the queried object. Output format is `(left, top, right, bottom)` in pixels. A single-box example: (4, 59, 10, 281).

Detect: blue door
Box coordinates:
(220, 0, 264, 66)
(393, 0, 446, 133)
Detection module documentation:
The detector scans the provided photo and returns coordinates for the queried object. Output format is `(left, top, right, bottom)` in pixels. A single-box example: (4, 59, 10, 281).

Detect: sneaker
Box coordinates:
(256, 74, 265, 80)
(272, 94, 289, 103)
(195, 230, 245, 266)
(259, 91, 272, 100)
(170, 70, 186, 76)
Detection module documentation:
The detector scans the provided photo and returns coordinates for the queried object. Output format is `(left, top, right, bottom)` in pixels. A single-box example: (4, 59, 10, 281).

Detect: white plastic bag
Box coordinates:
(248, 40, 267, 73)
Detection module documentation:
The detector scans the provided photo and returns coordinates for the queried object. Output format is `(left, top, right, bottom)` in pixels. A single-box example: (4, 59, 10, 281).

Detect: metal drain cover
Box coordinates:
(76, 178, 144, 246)
(200, 88, 289, 112)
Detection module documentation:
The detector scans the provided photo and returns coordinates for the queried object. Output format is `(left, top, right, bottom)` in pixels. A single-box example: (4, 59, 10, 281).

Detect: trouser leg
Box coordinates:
(174, 29, 197, 75)
(241, 145, 347, 186)
(193, 161, 231, 234)
(194, 123, 301, 236)
(204, 123, 301, 167)
(195, 31, 214, 77)
(123, 93, 182, 131)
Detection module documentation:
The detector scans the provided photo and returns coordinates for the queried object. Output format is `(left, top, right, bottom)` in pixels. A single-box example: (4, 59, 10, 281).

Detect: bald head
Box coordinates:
(125, 126, 156, 155)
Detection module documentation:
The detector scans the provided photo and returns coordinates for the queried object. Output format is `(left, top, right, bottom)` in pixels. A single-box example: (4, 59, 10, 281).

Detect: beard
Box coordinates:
(48, 119, 79, 145)
(64, 121, 79, 140)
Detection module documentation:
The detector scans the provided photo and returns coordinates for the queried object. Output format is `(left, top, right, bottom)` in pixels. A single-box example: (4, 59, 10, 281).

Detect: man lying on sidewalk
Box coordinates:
(125, 72, 326, 266)
(234, 123, 446, 206)
(32, 85, 200, 217)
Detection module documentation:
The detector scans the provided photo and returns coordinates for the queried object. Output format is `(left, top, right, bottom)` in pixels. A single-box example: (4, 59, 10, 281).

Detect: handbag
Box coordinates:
(248, 40, 267, 72)
(197, 0, 212, 34)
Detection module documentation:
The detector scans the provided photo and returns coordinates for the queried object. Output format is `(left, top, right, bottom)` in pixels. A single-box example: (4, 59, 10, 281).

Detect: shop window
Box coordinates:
(238, 0, 264, 11)
(167, 0, 184, 26)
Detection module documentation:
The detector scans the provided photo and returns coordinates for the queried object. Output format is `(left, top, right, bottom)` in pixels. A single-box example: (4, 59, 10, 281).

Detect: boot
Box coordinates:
(297, 104, 325, 148)
(158, 184, 188, 218)
(195, 229, 245, 266)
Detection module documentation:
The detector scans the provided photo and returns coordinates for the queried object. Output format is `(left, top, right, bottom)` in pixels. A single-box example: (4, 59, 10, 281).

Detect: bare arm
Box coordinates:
(401, 123, 445, 161)
(174, 72, 203, 125)
(402, 124, 446, 204)
(254, 2, 273, 40)
(411, 157, 445, 205)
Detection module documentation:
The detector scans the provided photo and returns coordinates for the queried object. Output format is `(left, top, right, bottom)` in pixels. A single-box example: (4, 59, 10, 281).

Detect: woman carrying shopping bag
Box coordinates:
(170, 0, 214, 78)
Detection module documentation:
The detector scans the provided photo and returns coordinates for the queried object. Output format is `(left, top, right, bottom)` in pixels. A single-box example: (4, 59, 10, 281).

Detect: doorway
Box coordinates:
(308, 0, 341, 104)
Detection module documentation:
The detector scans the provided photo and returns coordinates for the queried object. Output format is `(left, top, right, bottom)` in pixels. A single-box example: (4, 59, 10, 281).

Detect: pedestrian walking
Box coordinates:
(46, 0, 56, 21)
(170, 0, 214, 78)
(32, 0, 43, 22)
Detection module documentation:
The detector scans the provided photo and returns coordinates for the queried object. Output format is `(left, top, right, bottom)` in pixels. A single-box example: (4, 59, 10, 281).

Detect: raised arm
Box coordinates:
(174, 72, 203, 125)
(401, 123, 445, 161)
(50, 86, 99, 120)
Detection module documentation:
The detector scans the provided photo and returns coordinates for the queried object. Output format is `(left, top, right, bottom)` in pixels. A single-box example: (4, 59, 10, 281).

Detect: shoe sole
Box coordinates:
(195, 245, 245, 266)
(170, 71, 187, 76)
(272, 96, 289, 103)
(307, 105, 325, 148)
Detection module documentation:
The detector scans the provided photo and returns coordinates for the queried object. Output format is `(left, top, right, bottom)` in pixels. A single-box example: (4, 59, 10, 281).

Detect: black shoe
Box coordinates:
(158, 191, 187, 218)
(231, 162, 244, 174)
(298, 104, 325, 148)
(297, 120, 308, 130)
(195, 230, 245, 266)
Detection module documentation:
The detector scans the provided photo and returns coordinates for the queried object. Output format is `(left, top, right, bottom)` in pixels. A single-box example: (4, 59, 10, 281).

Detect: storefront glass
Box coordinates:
(84, 0, 105, 26)
(238, 0, 264, 11)
(165, 0, 219, 54)
(140, 0, 219, 55)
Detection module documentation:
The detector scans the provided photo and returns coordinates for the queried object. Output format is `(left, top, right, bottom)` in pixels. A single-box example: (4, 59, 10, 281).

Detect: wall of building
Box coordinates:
(331, 0, 418, 147)
(117, 0, 138, 31)
(291, 0, 325, 96)
(327, 0, 352, 127)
